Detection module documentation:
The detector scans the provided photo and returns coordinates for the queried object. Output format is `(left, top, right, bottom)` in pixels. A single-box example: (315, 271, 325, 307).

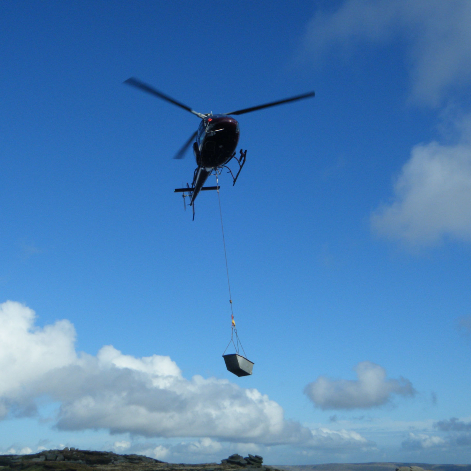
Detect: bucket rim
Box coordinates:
(222, 353, 254, 365)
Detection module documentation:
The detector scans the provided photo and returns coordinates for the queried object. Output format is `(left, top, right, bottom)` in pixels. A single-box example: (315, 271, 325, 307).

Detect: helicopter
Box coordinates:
(124, 77, 315, 218)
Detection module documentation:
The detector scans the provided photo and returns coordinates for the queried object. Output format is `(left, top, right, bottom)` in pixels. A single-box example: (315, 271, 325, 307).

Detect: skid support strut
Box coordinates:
(225, 149, 247, 186)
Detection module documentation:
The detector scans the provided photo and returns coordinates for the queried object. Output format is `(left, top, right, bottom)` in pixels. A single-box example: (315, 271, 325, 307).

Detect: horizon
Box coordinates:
(3, 447, 471, 468)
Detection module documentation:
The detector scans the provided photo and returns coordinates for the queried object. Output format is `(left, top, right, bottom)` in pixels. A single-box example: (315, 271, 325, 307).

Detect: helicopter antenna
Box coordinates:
(181, 183, 187, 211)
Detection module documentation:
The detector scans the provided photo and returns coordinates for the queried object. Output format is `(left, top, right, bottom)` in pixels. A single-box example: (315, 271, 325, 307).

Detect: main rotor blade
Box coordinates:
(124, 77, 205, 119)
(224, 91, 315, 116)
(173, 131, 198, 160)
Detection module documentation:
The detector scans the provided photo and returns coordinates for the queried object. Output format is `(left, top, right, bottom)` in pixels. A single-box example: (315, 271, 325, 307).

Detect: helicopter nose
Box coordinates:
(207, 116, 239, 134)
(222, 121, 236, 132)
(221, 118, 239, 133)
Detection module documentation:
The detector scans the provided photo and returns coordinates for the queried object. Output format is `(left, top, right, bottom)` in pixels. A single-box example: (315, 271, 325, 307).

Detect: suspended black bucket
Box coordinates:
(223, 353, 254, 377)
(223, 321, 254, 377)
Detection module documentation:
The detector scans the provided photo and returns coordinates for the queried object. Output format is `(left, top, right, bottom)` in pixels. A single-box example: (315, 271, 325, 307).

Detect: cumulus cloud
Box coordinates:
(0, 300, 371, 455)
(371, 120, 471, 246)
(0, 301, 77, 418)
(0, 301, 284, 442)
(304, 361, 415, 410)
(50, 363, 289, 442)
(302, 0, 471, 106)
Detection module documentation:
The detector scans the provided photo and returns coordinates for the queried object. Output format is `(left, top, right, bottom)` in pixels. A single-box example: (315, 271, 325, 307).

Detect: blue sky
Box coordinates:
(1, 0, 471, 464)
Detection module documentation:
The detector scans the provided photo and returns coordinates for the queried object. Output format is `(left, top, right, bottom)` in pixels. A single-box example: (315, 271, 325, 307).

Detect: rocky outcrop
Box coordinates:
(0, 448, 167, 470)
(221, 454, 265, 468)
(0, 449, 281, 471)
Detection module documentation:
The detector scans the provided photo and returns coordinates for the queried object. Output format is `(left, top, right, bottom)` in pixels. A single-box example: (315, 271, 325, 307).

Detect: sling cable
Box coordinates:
(216, 172, 254, 377)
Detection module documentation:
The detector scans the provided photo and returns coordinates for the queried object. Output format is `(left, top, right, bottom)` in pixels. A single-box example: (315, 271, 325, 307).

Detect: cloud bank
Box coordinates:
(435, 417, 471, 432)
(304, 361, 415, 410)
(401, 417, 471, 452)
(401, 432, 446, 450)
(0, 301, 371, 454)
(302, 0, 471, 106)
(371, 117, 471, 246)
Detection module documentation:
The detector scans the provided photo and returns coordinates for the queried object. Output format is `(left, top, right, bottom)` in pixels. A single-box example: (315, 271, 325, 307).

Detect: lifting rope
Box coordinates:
(216, 173, 247, 358)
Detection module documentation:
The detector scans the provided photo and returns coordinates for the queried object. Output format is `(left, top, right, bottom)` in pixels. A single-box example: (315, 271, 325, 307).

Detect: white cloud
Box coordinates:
(113, 441, 132, 452)
(371, 121, 471, 246)
(401, 417, 471, 452)
(0, 301, 77, 418)
(402, 432, 446, 450)
(308, 428, 373, 449)
(111, 442, 170, 461)
(302, 0, 471, 105)
(303, 1, 471, 248)
(172, 438, 223, 456)
(150, 445, 171, 460)
(132, 445, 170, 461)
(4, 447, 33, 455)
(47, 361, 291, 442)
(97, 344, 181, 378)
(304, 361, 415, 410)
(0, 300, 372, 455)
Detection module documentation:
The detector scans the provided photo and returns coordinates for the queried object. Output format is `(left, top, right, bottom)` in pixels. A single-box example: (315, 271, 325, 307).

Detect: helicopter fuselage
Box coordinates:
(194, 115, 240, 168)
(187, 115, 240, 206)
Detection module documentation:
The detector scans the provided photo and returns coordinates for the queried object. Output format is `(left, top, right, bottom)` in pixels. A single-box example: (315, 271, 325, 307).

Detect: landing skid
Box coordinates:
(174, 149, 247, 219)
(174, 185, 219, 220)
(224, 149, 247, 186)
